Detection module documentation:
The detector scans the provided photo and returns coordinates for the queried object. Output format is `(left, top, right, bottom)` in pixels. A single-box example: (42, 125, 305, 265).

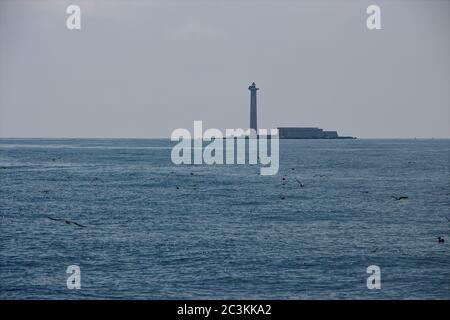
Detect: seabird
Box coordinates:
(438, 237, 445, 243)
(47, 217, 86, 228)
(294, 178, 304, 188)
(392, 196, 408, 200)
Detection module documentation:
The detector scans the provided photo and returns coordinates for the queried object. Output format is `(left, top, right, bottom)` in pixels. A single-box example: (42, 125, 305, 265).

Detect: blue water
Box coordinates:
(0, 138, 449, 299)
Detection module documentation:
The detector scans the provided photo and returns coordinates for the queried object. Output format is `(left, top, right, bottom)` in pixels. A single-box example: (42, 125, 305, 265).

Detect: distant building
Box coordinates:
(278, 127, 352, 139)
(247, 82, 355, 139)
(323, 131, 338, 138)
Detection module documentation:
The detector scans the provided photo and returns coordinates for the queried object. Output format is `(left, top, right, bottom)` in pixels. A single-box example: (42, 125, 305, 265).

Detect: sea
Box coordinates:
(0, 138, 449, 299)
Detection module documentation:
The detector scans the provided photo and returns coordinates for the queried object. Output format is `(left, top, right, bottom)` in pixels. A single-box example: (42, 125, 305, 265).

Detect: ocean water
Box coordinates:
(0, 138, 449, 299)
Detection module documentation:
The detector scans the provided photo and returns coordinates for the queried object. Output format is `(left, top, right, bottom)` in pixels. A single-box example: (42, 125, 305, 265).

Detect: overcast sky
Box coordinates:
(0, 0, 449, 138)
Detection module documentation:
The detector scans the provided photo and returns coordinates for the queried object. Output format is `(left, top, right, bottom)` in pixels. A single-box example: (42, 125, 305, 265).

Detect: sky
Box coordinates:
(0, 0, 449, 138)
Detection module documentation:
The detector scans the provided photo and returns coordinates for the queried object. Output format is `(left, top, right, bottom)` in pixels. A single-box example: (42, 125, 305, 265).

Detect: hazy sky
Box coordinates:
(0, 0, 449, 138)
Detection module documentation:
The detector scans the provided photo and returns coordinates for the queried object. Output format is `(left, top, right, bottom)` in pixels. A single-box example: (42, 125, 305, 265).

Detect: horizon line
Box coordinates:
(1, 136, 450, 140)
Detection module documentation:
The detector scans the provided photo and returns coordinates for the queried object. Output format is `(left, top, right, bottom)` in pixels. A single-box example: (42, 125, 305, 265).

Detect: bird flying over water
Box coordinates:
(294, 178, 304, 187)
(391, 196, 408, 200)
(47, 217, 87, 228)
